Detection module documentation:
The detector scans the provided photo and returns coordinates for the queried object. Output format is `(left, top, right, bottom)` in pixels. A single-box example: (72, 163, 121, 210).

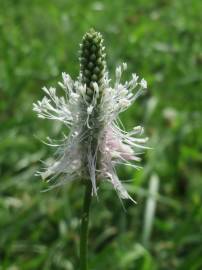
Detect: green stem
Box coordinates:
(80, 181, 92, 270)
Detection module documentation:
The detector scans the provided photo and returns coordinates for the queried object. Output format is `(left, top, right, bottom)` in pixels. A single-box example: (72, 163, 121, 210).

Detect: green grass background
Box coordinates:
(0, 0, 202, 269)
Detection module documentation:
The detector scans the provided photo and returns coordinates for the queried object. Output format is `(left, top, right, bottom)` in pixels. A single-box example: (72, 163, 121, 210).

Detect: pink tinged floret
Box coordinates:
(104, 128, 135, 161)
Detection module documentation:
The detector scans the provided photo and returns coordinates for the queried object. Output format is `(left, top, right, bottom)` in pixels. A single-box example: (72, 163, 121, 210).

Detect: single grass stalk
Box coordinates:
(142, 173, 159, 247)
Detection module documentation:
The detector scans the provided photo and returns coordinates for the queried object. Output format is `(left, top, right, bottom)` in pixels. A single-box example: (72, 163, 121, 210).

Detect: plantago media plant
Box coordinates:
(33, 29, 148, 269)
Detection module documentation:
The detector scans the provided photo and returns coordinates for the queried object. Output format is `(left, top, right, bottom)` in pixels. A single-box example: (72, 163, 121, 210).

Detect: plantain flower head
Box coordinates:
(33, 29, 148, 201)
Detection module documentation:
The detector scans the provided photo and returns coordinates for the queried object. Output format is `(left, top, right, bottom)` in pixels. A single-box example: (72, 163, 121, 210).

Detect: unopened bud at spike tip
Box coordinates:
(79, 29, 106, 101)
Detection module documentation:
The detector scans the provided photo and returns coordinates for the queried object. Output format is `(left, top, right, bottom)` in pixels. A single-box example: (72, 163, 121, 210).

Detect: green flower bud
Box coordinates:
(80, 29, 106, 101)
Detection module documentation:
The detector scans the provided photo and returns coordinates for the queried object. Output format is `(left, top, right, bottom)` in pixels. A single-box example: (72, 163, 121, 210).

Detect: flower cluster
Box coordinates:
(33, 29, 148, 201)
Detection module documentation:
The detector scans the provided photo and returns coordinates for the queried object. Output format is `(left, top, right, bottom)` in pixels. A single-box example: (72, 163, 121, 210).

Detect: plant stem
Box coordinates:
(80, 181, 92, 270)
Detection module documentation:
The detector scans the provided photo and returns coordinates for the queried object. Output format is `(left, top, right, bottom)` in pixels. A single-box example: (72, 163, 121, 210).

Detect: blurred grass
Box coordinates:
(0, 0, 202, 269)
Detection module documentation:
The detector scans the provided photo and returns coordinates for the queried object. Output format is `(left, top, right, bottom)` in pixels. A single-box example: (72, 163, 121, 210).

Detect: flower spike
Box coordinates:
(33, 29, 148, 201)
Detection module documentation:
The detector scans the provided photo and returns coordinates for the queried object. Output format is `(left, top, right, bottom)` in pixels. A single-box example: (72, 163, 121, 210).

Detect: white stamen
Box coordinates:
(87, 105, 94, 115)
(140, 78, 147, 89)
